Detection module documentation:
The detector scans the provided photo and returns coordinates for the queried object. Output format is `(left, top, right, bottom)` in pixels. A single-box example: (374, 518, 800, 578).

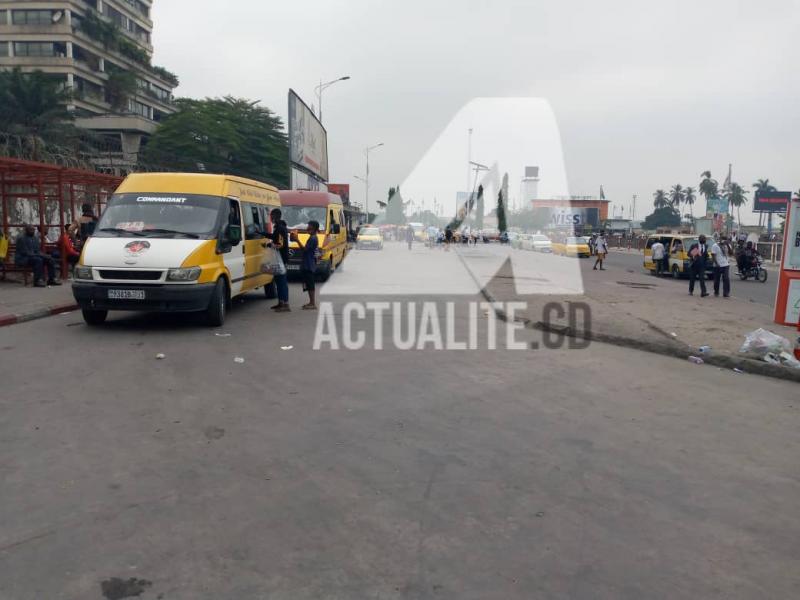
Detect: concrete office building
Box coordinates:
(0, 0, 177, 171)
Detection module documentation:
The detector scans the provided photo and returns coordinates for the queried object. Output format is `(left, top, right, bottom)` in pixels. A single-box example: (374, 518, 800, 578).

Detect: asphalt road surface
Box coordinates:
(1, 244, 798, 599)
(606, 250, 779, 307)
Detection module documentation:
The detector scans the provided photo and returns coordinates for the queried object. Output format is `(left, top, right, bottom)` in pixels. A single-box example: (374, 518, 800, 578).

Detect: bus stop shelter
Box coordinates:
(0, 157, 122, 280)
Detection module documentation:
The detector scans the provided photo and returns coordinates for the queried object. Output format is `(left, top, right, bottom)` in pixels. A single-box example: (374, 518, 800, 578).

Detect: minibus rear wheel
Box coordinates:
(206, 278, 227, 327)
(82, 308, 107, 326)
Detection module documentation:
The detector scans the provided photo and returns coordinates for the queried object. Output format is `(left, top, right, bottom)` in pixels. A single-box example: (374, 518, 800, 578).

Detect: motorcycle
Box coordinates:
(737, 255, 768, 283)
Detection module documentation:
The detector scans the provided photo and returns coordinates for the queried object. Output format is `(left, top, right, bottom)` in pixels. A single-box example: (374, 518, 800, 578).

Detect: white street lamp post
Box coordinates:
(314, 76, 351, 122)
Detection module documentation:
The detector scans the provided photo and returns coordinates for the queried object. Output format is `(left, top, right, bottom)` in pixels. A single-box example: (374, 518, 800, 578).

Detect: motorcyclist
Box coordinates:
(740, 241, 759, 273)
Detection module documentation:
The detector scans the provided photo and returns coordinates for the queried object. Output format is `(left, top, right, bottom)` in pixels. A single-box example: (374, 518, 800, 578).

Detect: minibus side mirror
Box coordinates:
(226, 224, 242, 245)
(332, 223, 341, 235)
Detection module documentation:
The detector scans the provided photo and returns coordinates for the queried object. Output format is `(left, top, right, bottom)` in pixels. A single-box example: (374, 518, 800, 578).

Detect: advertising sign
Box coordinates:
(291, 166, 327, 192)
(785, 279, 800, 325)
(753, 190, 790, 213)
(288, 90, 329, 183)
(544, 207, 600, 229)
(327, 183, 350, 204)
(705, 196, 728, 232)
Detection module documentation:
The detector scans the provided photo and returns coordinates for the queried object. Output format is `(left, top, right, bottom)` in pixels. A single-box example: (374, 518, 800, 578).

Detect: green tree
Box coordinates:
(643, 207, 681, 230)
(0, 68, 75, 140)
(752, 178, 777, 194)
(142, 96, 289, 187)
(668, 184, 684, 211)
(105, 70, 137, 112)
(699, 171, 719, 200)
(683, 186, 697, 218)
(653, 189, 669, 209)
(497, 189, 507, 233)
(725, 182, 749, 228)
(475, 184, 485, 229)
(383, 186, 407, 225)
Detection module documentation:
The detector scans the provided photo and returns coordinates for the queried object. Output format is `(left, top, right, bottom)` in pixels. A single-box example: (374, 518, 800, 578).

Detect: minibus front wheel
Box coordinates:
(206, 278, 228, 327)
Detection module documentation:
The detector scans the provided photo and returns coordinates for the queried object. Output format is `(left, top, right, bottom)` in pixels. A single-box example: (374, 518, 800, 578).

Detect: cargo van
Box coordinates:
(278, 190, 348, 280)
(72, 173, 280, 326)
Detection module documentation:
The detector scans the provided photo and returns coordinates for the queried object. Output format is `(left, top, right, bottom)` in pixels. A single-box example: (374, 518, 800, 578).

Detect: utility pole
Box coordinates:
(363, 143, 384, 224)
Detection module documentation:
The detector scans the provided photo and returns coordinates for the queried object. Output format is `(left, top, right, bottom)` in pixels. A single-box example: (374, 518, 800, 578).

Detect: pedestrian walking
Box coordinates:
(688, 235, 709, 297)
(292, 220, 320, 310)
(406, 226, 414, 250)
(267, 208, 290, 312)
(444, 227, 453, 251)
(651, 239, 665, 276)
(711, 234, 733, 298)
(593, 233, 608, 270)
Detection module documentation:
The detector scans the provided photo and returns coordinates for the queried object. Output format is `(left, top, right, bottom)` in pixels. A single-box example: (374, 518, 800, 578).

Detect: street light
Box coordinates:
(314, 76, 351, 122)
(363, 143, 384, 224)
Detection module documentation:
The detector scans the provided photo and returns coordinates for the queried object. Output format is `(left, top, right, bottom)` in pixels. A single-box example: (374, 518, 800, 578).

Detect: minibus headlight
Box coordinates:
(74, 266, 93, 280)
(167, 267, 202, 282)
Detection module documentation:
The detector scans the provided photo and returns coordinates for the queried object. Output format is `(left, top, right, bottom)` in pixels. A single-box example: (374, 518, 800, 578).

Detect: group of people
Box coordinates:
(265, 207, 319, 312)
(686, 234, 736, 298)
(12, 203, 98, 288)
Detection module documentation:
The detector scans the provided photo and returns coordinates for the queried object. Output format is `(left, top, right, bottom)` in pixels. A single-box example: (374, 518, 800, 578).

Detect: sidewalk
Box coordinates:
(483, 258, 800, 382)
(0, 279, 77, 326)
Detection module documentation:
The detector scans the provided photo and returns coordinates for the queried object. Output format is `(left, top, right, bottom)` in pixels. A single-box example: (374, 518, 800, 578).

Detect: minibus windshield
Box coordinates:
(282, 206, 328, 230)
(95, 193, 224, 239)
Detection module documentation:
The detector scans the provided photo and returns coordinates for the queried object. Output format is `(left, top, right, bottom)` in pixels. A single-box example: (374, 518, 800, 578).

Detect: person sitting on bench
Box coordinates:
(14, 225, 62, 287)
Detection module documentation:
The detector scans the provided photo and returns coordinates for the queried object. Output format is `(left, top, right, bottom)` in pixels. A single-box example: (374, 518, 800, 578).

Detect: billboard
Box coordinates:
(288, 89, 329, 183)
(753, 190, 790, 213)
(705, 196, 728, 232)
(327, 183, 350, 204)
(291, 166, 327, 192)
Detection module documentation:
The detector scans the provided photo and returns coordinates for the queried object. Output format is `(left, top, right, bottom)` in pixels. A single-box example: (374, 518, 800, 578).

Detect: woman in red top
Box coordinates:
(60, 224, 81, 269)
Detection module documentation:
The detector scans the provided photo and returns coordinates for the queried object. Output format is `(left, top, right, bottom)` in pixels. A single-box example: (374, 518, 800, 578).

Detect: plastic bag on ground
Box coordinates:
(739, 328, 792, 356)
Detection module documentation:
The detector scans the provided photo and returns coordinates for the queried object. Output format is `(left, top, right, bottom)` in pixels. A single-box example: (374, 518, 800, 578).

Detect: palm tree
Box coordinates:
(0, 68, 77, 160)
(684, 186, 697, 218)
(699, 171, 719, 199)
(752, 178, 777, 194)
(0, 68, 74, 135)
(653, 189, 669, 210)
(669, 184, 684, 212)
(726, 182, 749, 229)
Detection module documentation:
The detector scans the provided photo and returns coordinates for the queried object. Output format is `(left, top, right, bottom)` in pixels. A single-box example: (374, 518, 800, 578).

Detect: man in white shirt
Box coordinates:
(711, 234, 732, 298)
(651, 240, 666, 276)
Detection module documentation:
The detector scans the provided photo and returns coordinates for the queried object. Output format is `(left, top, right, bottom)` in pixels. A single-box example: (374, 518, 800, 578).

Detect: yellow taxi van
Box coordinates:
(72, 173, 280, 326)
(552, 236, 591, 257)
(278, 190, 348, 280)
(643, 234, 714, 279)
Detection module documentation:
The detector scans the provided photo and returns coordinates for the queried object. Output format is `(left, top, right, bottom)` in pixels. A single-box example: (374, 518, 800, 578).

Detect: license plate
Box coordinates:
(286, 264, 300, 271)
(108, 289, 146, 300)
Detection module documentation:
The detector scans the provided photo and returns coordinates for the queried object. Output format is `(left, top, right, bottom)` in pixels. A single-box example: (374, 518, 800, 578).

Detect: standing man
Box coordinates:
(711, 234, 732, 298)
(268, 208, 290, 312)
(593, 233, 608, 270)
(406, 225, 414, 250)
(651, 239, 665, 276)
(688, 234, 710, 297)
(292, 220, 320, 310)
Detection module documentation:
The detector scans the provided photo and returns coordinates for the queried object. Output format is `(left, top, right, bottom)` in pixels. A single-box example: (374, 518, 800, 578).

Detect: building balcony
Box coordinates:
(0, 22, 74, 36)
(75, 112, 157, 135)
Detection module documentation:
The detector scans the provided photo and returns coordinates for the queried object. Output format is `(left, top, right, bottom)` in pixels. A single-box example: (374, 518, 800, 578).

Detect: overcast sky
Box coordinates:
(151, 0, 799, 224)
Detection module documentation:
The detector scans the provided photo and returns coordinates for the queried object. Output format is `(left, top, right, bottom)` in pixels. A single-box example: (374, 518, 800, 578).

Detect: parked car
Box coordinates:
(528, 234, 552, 253)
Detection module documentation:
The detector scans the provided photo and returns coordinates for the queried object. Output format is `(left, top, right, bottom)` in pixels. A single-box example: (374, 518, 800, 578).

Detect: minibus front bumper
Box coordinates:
(72, 281, 216, 313)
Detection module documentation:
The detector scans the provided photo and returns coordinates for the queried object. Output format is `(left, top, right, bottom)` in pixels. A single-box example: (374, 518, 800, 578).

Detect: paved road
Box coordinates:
(606, 250, 778, 307)
(1, 248, 798, 599)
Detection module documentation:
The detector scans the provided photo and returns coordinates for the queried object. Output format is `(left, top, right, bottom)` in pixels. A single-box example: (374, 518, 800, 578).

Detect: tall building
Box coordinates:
(0, 0, 177, 171)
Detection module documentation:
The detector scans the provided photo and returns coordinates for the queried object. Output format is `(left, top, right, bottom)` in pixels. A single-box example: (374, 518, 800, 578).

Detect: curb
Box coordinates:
(0, 302, 78, 328)
(480, 288, 800, 384)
